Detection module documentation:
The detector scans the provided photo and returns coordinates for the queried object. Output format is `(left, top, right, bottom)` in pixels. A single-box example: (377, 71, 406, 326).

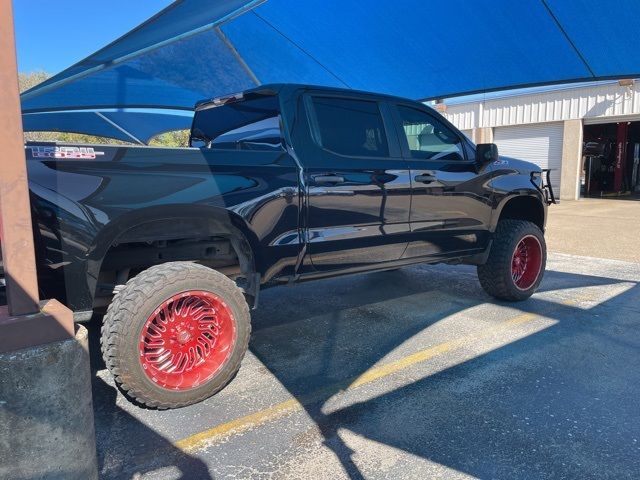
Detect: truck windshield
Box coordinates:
(190, 94, 283, 151)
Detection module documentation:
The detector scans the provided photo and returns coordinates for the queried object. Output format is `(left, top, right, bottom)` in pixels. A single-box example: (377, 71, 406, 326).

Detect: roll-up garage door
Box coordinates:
(493, 122, 563, 194)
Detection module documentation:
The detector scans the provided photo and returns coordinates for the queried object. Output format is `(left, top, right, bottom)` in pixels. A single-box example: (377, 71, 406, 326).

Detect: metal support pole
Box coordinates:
(0, 7, 97, 478)
(0, 0, 73, 353)
(0, 0, 40, 316)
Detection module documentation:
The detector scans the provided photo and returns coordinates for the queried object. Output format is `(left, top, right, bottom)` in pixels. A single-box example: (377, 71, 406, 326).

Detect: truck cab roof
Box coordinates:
(194, 83, 427, 111)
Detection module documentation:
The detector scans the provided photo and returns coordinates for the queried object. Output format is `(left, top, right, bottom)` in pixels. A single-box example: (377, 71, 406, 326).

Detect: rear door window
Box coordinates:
(310, 97, 389, 157)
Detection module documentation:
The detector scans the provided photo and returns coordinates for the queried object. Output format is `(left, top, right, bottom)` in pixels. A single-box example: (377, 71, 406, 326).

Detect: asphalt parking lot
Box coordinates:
(89, 200, 640, 480)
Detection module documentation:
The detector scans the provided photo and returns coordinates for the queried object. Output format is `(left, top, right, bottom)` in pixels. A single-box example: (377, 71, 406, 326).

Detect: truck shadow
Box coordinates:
(86, 262, 639, 479)
(87, 321, 214, 480)
(248, 264, 640, 479)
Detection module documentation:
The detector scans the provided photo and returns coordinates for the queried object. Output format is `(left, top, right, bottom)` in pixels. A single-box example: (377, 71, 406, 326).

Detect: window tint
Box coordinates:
(397, 106, 464, 161)
(191, 95, 283, 151)
(311, 97, 389, 157)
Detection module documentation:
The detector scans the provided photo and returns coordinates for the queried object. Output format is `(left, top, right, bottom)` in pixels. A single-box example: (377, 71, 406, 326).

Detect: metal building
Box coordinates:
(443, 80, 640, 201)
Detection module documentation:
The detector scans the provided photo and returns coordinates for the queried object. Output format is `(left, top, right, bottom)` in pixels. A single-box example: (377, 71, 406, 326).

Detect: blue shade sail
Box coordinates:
(22, 110, 193, 145)
(22, 0, 264, 98)
(22, 30, 256, 113)
(20, 0, 640, 142)
(228, 0, 589, 98)
(544, 0, 640, 77)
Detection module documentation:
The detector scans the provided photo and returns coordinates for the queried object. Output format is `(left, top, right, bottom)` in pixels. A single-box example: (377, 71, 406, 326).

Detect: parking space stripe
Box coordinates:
(174, 310, 543, 453)
(349, 312, 537, 389)
(175, 398, 303, 452)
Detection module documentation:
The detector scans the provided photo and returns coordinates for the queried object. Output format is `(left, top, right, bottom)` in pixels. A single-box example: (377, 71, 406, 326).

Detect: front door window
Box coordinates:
(397, 105, 465, 161)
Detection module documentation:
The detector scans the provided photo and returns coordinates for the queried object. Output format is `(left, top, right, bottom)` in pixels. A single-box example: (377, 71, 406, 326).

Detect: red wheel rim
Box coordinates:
(511, 235, 543, 291)
(139, 291, 236, 391)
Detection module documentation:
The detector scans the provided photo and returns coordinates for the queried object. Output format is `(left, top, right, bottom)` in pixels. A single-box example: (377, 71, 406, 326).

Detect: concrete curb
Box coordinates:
(0, 324, 98, 480)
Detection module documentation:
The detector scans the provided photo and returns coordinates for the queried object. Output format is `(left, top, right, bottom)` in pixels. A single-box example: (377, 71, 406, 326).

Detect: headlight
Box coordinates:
(530, 171, 543, 185)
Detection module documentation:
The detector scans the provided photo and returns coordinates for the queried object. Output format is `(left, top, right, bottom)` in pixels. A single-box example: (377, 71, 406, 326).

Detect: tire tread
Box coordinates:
(477, 219, 546, 301)
(100, 262, 250, 409)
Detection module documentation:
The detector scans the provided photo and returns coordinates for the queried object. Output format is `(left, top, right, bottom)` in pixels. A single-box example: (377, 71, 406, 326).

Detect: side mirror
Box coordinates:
(476, 143, 499, 165)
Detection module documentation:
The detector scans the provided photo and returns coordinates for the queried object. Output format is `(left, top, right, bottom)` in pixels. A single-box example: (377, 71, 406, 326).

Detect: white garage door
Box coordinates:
(494, 122, 563, 194)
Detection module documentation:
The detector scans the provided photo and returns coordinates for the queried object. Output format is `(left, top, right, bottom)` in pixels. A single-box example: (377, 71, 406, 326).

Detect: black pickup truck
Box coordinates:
(21, 84, 554, 408)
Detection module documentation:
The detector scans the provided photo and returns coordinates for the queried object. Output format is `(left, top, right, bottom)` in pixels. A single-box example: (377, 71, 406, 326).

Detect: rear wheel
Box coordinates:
(477, 220, 546, 301)
(101, 262, 250, 409)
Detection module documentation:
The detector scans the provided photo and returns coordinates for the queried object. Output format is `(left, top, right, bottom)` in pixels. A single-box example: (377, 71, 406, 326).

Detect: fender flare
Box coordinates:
(491, 191, 546, 232)
(84, 204, 259, 301)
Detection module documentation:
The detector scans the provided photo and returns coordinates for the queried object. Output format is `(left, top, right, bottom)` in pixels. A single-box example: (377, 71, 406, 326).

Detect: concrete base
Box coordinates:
(473, 127, 494, 144)
(0, 324, 98, 480)
(0, 299, 75, 354)
(560, 119, 584, 201)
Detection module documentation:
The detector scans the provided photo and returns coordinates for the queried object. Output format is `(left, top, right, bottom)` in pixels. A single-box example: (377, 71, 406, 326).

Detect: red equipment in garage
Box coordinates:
(614, 122, 628, 192)
(583, 121, 640, 197)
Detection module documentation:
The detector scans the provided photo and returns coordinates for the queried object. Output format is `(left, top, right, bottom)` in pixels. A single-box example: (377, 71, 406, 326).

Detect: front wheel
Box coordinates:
(477, 220, 546, 301)
(101, 262, 251, 409)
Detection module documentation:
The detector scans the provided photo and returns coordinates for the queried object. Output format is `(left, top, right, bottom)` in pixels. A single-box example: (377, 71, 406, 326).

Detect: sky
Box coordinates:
(14, 0, 173, 74)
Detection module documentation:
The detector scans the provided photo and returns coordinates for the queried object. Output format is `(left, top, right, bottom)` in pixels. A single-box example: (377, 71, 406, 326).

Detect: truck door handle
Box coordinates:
(313, 174, 345, 184)
(414, 173, 437, 184)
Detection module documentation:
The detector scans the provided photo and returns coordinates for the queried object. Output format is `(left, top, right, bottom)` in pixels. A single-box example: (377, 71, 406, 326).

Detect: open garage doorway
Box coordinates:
(582, 121, 640, 198)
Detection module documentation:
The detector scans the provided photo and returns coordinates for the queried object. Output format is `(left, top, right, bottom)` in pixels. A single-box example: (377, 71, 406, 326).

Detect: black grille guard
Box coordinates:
(541, 169, 557, 205)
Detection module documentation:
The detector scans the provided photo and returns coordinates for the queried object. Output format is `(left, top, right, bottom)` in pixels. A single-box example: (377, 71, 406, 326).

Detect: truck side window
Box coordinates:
(190, 95, 283, 151)
(311, 97, 389, 157)
(397, 105, 465, 161)
(210, 116, 282, 151)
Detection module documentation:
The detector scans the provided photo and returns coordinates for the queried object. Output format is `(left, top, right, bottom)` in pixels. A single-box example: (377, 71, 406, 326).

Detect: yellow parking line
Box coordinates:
(175, 310, 541, 453)
(175, 398, 302, 452)
(349, 311, 536, 389)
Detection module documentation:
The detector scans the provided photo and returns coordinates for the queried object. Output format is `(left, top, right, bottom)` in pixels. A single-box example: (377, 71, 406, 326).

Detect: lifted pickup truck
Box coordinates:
(22, 84, 554, 408)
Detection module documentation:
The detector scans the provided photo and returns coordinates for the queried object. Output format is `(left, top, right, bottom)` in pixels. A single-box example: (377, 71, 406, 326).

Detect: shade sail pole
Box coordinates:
(0, 0, 40, 316)
(94, 112, 145, 145)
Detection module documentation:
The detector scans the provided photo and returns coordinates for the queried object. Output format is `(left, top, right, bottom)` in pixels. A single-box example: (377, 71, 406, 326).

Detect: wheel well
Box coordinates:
(94, 218, 255, 307)
(497, 196, 545, 231)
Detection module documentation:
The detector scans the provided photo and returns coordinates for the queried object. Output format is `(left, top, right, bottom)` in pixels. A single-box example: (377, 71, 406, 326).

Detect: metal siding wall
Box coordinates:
(445, 82, 640, 130)
(493, 122, 564, 193)
(404, 123, 425, 150)
(444, 107, 477, 131)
